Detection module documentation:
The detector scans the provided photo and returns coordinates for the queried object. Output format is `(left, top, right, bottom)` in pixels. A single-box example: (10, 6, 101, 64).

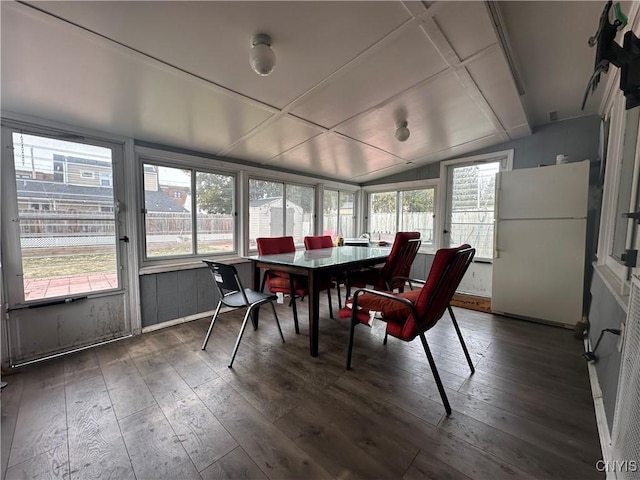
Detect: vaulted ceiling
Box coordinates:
(1, 1, 611, 183)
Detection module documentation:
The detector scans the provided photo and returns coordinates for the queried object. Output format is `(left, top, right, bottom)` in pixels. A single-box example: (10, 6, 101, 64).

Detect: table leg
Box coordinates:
(309, 270, 320, 357)
(250, 262, 261, 330)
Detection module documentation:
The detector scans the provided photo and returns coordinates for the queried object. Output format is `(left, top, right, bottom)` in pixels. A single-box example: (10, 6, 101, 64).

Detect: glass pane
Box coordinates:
(286, 184, 314, 245)
(450, 162, 499, 258)
(144, 164, 192, 257)
(249, 179, 283, 248)
(323, 190, 339, 239)
(612, 107, 640, 262)
(339, 192, 355, 238)
(13, 132, 118, 301)
(400, 188, 434, 245)
(370, 191, 397, 243)
(196, 172, 234, 254)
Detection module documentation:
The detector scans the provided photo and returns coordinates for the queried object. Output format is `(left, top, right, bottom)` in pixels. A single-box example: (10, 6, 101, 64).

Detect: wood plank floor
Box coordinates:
(1, 295, 603, 479)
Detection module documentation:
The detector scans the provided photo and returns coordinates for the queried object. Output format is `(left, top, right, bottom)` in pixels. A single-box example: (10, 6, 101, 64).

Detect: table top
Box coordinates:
(246, 245, 390, 269)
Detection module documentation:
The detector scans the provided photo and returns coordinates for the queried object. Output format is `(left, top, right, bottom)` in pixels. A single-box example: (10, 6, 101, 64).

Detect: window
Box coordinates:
(448, 162, 500, 259)
(599, 93, 640, 286)
(323, 190, 355, 239)
(611, 107, 640, 264)
(368, 187, 435, 246)
(99, 172, 112, 186)
(248, 179, 314, 248)
(142, 163, 235, 259)
(8, 132, 119, 301)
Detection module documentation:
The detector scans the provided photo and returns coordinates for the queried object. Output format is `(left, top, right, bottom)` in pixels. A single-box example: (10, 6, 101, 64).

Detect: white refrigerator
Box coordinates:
(491, 160, 590, 327)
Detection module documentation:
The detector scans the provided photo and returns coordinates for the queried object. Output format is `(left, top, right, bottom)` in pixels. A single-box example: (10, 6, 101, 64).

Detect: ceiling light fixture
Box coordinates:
(249, 33, 275, 76)
(395, 120, 410, 142)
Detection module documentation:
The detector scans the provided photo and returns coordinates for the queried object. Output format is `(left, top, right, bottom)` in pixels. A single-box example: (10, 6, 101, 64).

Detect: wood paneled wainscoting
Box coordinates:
(1, 296, 602, 479)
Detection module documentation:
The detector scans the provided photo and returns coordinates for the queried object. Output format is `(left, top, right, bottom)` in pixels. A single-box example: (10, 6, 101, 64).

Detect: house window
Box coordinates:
(323, 190, 355, 239)
(367, 187, 435, 246)
(142, 162, 235, 259)
(99, 172, 112, 186)
(248, 179, 314, 248)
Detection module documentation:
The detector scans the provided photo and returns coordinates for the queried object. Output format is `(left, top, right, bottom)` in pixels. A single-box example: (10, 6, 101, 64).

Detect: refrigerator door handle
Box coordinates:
(494, 219, 500, 259)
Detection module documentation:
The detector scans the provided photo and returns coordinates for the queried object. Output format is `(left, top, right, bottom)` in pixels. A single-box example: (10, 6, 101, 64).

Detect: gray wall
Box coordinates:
(140, 262, 253, 328)
(588, 271, 625, 431)
(364, 115, 601, 185)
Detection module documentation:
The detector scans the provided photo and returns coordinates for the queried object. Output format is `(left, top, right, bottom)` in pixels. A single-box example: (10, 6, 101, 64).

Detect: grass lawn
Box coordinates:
(22, 253, 117, 279)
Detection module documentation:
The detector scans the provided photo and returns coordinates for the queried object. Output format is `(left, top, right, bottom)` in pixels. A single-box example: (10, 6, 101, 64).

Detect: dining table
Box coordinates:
(246, 245, 391, 357)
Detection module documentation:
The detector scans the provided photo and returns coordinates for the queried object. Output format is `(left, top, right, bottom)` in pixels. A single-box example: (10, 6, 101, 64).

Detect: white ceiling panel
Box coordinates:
(265, 133, 403, 180)
(432, 2, 497, 61)
(29, 1, 412, 109)
(499, 1, 607, 126)
(1, 2, 275, 152)
(289, 24, 448, 128)
(1, 1, 608, 183)
(335, 72, 497, 161)
(465, 47, 529, 132)
(223, 116, 323, 163)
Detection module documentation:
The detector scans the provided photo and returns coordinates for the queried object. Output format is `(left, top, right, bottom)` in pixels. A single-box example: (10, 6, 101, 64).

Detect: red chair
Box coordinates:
(346, 231, 421, 295)
(256, 236, 307, 334)
(342, 244, 475, 415)
(304, 235, 341, 315)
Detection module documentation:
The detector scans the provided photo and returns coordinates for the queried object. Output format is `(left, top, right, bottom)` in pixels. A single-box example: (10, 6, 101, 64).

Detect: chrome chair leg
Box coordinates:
(228, 309, 253, 368)
(270, 302, 285, 343)
(201, 301, 222, 350)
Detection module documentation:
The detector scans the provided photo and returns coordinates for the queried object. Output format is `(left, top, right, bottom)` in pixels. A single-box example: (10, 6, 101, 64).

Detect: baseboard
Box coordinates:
(583, 336, 615, 479)
(141, 309, 227, 333)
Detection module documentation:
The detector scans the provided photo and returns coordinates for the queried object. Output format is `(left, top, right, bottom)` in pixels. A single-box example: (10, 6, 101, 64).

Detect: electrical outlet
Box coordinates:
(276, 292, 284, 304)
(617, 322, 625, 352)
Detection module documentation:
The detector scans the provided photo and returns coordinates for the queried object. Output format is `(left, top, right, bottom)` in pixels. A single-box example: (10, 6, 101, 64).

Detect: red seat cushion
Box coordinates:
(339, 289, 421, 322)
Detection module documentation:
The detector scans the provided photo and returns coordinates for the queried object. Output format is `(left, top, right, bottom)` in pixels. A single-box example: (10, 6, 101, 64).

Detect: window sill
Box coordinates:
(139, 255, 248, 275)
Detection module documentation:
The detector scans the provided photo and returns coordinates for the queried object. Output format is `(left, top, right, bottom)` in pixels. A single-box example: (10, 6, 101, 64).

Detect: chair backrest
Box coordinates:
(304, 235, 334, 250)
(203, 260, 244, 300)
(256, 236, 296, 255)
(386, 238, 422, 289)
(380, 232, 421, 280)
(400, 244, 475, 340)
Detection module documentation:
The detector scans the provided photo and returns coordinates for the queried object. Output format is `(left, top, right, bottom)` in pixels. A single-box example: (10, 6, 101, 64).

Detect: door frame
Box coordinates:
(438, 149, 513, 252)
(0, 112, 140, 363)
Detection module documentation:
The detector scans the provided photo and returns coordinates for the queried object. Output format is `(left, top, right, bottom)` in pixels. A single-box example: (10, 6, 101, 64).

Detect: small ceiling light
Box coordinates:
(250, 33, 275, 76)
(395, 120, 410, 142)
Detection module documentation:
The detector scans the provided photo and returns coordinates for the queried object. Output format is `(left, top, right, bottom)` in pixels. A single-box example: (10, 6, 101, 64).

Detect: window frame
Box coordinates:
(363, 179, 439, 253)
(137, 151, 238, 267)
(322, 188, 357, 240)
(439, 149, 513, 260)
(597, 93, 640, 291)
(1, 123, 127, 307)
